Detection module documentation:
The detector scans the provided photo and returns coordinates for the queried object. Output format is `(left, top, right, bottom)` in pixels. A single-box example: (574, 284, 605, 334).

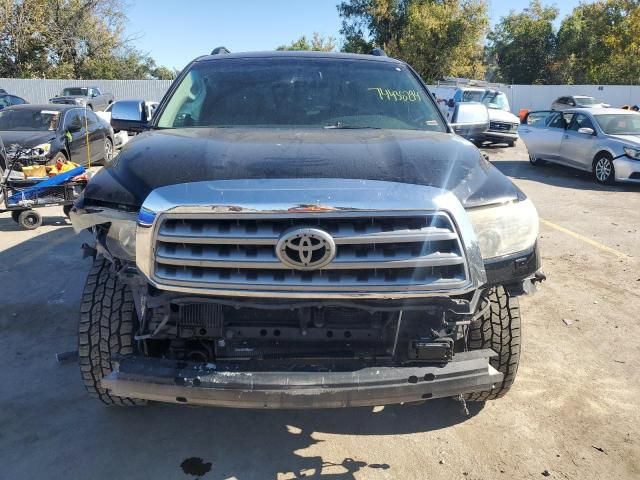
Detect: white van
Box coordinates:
(432, 85, 520, 146)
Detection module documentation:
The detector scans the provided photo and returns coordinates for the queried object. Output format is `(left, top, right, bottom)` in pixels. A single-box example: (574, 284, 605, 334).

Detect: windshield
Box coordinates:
(594, 113, 640, 135)
(575, 97, 596, 106)
(482, 91, 510, 111)
(461, 90, 484, 102)
(156, 58, 445, 131)
(62, 88, 88, 96)
(0, 108, 60, 131)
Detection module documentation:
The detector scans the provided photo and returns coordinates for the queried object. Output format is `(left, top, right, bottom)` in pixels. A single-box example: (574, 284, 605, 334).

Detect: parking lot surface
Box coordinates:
(1, 142, 639, 479)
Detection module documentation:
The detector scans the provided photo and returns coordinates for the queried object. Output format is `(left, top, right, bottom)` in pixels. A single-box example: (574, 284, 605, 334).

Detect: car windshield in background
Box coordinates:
(0, 109, 60, 131)
(595, 113, 640, 135)
(482, 92, 509, 111)
(62, 88, 88, 96)
(575, 97, 596, 106)
(156, 58, 445, 131)
(461, 90, 484, 102)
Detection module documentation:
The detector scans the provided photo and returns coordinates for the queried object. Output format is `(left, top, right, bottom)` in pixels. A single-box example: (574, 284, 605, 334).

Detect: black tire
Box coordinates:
(465, 287, 521, 401)
(63, 204, 73, 218)
(529, 155, 546, 166)
(506, 140, 515, 147)
(593, 153, 615, 184)
(78, 257, 146, 406)
(18, 210, 42, 230)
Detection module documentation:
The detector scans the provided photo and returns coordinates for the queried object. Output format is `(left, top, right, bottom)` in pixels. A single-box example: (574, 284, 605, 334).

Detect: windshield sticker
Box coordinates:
(368, 88, 421, 102)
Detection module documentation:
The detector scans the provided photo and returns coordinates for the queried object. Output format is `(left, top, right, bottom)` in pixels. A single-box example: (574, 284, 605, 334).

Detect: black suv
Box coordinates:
(71, 50, 543, 408)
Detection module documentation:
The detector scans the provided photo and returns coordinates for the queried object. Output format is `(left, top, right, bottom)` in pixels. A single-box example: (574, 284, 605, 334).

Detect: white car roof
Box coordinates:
(564, 107, 636, 115)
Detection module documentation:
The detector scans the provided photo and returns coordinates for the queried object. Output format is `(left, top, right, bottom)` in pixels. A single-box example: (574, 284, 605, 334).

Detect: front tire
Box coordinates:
(78, 257, 146, 406)
(465, 287, 521, 401)
(529, 155, 546, 166)
(103, 137, 114, 163)
(593, 153, 615, 184)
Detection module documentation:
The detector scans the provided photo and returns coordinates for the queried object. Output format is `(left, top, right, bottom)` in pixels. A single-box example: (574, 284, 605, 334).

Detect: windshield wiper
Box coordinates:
(324, 123, 382, 130)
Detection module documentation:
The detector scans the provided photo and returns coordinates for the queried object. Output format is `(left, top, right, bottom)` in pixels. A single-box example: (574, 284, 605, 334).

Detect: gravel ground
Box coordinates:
(0, 141, 638, 480)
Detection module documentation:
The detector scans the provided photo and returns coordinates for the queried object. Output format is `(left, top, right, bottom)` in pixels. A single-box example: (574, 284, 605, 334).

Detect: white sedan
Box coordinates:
(520, 108, 640, 184)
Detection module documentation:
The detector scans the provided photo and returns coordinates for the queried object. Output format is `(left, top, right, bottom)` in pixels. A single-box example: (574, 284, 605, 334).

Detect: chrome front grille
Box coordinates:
(150, 213, 471, 296)
(489, 121, 518, 132)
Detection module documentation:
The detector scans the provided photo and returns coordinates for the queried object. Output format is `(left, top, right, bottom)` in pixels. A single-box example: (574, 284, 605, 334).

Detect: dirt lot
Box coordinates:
(1, 142, 639, 480)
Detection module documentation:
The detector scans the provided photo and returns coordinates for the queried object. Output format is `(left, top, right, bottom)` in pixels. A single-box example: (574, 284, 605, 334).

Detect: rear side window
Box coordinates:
(9, 96, 26, 106)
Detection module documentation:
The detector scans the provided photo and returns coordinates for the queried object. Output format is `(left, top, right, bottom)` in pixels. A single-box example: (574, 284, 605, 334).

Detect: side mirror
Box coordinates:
(92, 92, 99, 97)
(447, 99, 455, 108)
(111, 100, 147, 133)
(578, 127, 595, 136)
(68, 123, 82, 133)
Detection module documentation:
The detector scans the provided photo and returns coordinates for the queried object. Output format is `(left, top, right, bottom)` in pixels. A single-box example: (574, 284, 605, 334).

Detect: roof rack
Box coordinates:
(211, 46, 231, 55)
(370, 48, 387, 57)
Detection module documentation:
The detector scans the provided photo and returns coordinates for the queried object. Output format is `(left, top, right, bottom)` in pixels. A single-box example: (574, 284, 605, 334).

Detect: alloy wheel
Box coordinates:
(595, 157, 612, 182)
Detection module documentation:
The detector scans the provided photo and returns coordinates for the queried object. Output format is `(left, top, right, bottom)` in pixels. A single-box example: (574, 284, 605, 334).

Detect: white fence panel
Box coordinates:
(0, 78, 174, 104)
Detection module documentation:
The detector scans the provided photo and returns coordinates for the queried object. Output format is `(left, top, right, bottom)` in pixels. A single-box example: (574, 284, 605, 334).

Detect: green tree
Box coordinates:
(555, 0, 640, 84)
(337, 0, 488, 83)
(487, 0, 558, 84)
(277, 33, 336, 52)
(0, 0, 175, 79)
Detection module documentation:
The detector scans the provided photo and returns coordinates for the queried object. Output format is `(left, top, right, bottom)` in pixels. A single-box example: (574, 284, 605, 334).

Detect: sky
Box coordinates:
(125, 0, 583, 71)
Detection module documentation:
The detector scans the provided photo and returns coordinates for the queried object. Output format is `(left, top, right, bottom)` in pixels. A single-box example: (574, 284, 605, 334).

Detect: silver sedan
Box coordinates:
(520, 108, 640, 184)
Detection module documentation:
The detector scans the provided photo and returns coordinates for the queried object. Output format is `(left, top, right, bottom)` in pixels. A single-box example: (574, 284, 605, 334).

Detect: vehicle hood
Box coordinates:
(50, 95, 85, 101)
(608, 134, 640, 145)
(487, 109, 520, 123)
(81, 128, 523, 210)
(0, 130, 55, 149)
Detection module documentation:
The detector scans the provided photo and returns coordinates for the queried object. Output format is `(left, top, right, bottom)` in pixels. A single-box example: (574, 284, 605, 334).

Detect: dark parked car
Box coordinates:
(71, 50, 543, 409)
(0, 104, 114, 167)
(49, 86, 114, 111)
(0, 93, 28, 110)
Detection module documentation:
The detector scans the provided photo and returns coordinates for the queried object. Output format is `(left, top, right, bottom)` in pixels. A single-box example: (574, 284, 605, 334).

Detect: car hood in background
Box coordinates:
(487, 109, 520, 124)
(0, 130, 55, 149)
(81, 128, 523, 210)
(50, 95, 84, 101)
(608, 134, 640, 145)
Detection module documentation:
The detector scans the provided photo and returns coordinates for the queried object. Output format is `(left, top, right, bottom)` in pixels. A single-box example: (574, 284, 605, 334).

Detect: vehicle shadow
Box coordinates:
(490, 159, 640, 193)
(92, 397, 483, 479)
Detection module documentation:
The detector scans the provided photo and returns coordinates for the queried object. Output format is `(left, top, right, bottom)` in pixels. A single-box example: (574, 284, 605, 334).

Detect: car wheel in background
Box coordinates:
(593, 153, 615, 184)
(507, 140, 515, 147)
(104, 137, 114, 163)
(529, 155, 546, 166)
(18, 210, 42, 230)
(63, 205, 73, 218)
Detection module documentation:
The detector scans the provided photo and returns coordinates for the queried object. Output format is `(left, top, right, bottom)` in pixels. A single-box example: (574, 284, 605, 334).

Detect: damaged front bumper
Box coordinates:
(102, 349, 502, 409)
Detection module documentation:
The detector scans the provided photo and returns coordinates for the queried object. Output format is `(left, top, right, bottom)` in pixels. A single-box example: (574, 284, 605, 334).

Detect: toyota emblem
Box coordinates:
(276, 227, 336, 270)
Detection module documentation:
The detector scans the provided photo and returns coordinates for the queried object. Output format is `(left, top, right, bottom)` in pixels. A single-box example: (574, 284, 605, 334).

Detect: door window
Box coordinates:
(526, 111, 553, 127)
(568, 114, 594, 132)
(547, 112, 569, 129)
(64, 110, 83, 131)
